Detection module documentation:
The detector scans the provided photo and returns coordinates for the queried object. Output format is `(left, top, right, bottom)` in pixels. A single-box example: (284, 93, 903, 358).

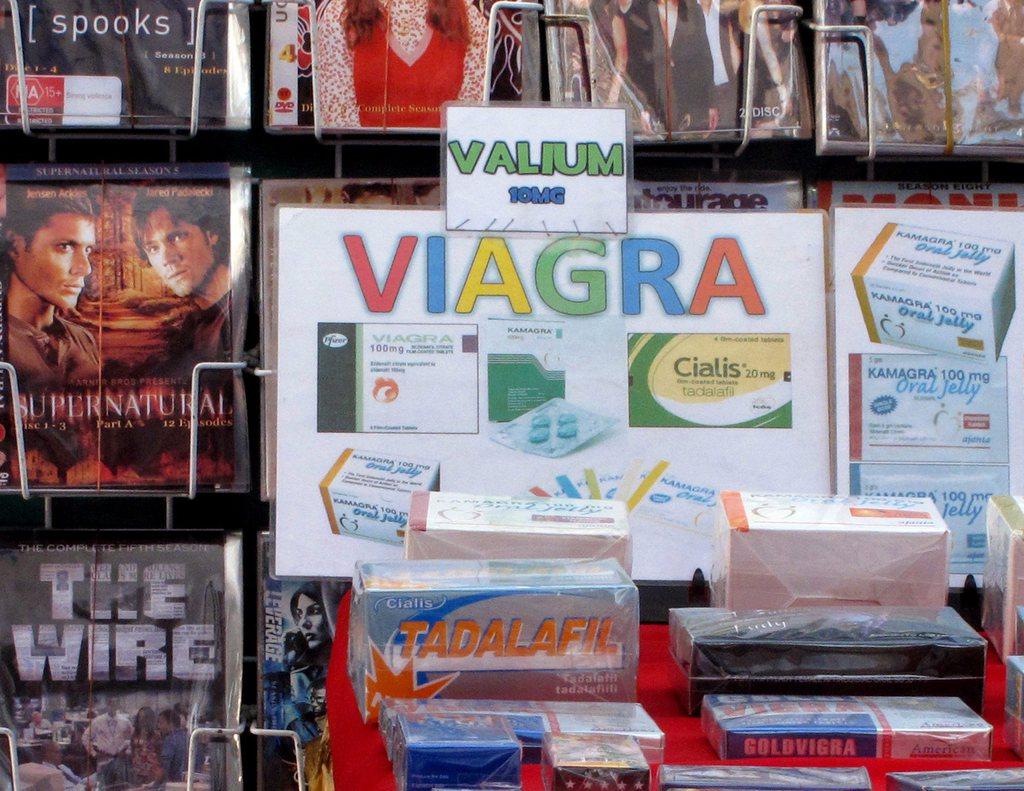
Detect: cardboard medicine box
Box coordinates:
(319, 448, 440, 545)
(712, 492, 950, 610)
(404, 492, 632, 573)
(982, 496, 1024, 662)
(852, 223, 1015, 362)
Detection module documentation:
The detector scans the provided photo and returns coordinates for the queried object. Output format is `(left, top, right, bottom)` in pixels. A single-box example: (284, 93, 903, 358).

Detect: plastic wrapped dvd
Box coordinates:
(888, 770, 1024, 791)
(257, 533, 348, 791)
(392, 712, 522, 791)
(635, 175, 803, 211)
(546, 0, 812, 143)
(983, 496, 1024, 661)
(0, 163, 250, 493)
(812, 181, 1024, 211)
(815, 0, 1024, 155)
(669, 607, 986, 714)
(266, 0, 539, 132)
(659, 766, 872, 790)
(1, 1, 250, 129)
(702, 694, 992, 760)
(0, 530, 243, 790)
(711, 491, 950, 609)
(258, 177, 439, 501)
(542, 733, 649, 791)
(379, 699, 664, 765)
(349, 559, 639, 722)
(404, 492, 632, 572)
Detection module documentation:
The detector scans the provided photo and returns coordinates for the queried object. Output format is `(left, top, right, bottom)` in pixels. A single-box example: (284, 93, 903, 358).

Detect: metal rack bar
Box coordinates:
(483, 1, 544, 102)
(0, 362, 30, 500)
(188, 361, 247, 499)
(250, 726, 308, 791)
(3, 0, 254, 147)
(0, 727, 20, 791)
(541, 13, 594, 104)
(186, 722, 246, 791)
(807, 21, 878, 161)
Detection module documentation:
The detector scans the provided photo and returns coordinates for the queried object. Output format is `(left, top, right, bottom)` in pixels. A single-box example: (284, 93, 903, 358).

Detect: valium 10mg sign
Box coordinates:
(444, 104, 630, 234)
(268, 206, 830, 580)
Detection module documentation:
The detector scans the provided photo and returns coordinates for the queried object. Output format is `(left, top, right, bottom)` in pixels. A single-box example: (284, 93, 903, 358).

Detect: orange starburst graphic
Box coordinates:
(365, 644, 458, 719)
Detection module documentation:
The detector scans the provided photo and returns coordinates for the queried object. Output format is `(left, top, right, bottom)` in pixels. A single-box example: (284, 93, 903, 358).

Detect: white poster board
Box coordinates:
(444, 104, 629, 234)
(833, 206, 1024, 575)
(272, 207, 830, 579)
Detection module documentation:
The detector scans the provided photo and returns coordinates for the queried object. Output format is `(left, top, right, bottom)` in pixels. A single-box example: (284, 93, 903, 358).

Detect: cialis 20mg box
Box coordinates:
(319, 448, 440, 545)
(852, 223, 1015, 362)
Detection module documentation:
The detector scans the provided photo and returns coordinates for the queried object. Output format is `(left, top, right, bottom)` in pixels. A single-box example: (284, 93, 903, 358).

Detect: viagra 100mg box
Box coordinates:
(349, 559, 639, 721)
(852, 224, 1015, 362)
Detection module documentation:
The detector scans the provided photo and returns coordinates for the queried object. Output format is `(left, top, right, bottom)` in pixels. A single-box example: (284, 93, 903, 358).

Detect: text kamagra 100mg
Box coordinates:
(349, 559, 639, 721)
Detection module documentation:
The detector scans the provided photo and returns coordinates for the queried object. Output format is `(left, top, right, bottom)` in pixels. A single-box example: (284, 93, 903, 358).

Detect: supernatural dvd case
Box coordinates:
(816, 0, 1024, 156)
(0, 0, 250, 129)
(0, 162, 250, 494)
(265, 0, 539, 132)
(545, 0, 812, 142)
(0, 531, 243, 790)
(257, 533, 348, 791)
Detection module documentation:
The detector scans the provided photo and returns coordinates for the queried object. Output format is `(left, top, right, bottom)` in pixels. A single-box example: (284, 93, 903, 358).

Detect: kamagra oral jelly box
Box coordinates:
(852, 223, 1015, 362)
(349, 559, 639, 722)
(701, 695, 992, 761)
(319, 448, 440, 545)
(712, 492, 950, 610)
(404, 492, 632, 574)
(982, 496, 1024, 661)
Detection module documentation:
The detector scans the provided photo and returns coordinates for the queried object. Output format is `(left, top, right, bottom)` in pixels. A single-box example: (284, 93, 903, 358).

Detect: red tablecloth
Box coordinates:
(327, 598, 1023, 790)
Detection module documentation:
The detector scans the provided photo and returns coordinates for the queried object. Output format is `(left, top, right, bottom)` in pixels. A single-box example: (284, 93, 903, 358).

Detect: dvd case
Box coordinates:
(0, 163, 251, 494)
(546, 0, 812, 143)
(257, 533, 348, 791)
(812, 181, 1024, 211)
(701, 694, 992, 760)
(815, 0, 1024, 156)
(0, 531, 243, 790)
(888, 770, 1024, 791)
(669, 607, 987, 714)
(266, 0, 538, 132)
(635, 175, 803, 211)
(0, 1, 250, 129)
(659, 766, 873, 790)
(258, 178, 439, 501)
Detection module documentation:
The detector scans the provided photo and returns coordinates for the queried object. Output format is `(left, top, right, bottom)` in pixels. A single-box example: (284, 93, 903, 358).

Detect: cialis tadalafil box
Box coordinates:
(319, 448, 440, 545)
(404, 492, 632, 573)
(852, 223, 1015, 362)
(349, 558, 639, 722)
(712, 492, 950, 609)
(982, 496, 1024, 661)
